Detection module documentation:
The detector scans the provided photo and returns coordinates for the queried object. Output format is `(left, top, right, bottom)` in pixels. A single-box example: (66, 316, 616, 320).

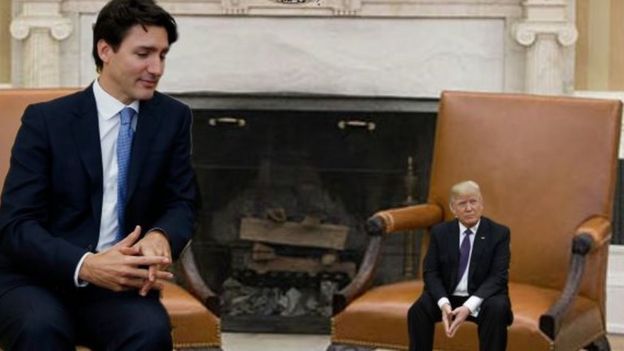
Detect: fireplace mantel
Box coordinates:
(10, 0, 576, 96)
(60, 0, 523, 17)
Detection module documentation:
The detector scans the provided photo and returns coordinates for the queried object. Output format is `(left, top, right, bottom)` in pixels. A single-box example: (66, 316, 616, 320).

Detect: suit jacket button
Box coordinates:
(87, 244, 94, 251)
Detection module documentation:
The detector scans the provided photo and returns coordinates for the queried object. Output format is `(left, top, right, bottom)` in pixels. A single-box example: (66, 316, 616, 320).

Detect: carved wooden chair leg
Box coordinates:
(584, 335, 611, 351)
(326, 343, 376, 351)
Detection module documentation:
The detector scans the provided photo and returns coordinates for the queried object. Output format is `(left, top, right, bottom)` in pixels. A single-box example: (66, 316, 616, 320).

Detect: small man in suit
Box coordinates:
(407, 180, 513, 351)
(0, 0, 198, 349)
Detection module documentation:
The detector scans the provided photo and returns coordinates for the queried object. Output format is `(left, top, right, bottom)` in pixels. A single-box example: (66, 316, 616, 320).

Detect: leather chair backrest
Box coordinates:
(425, 91, 621, 307)
(0, 89, 77, 194)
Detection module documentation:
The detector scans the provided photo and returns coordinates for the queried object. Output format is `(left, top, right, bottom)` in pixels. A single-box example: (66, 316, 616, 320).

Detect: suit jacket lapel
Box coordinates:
(468, 217, 488, 283)
(127, 95, 164, 201)
(447, 219, 460, 288)
(71, 86, 103, 226)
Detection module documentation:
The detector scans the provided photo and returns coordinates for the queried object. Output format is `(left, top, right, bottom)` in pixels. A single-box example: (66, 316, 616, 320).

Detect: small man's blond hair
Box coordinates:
(449, 180, 482, 205)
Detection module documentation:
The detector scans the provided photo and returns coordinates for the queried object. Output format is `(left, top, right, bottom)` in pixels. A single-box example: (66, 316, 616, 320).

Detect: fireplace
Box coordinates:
(172, 92, 437, 333)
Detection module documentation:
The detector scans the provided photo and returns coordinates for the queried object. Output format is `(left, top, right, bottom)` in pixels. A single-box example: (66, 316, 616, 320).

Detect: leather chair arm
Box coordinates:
(332, 235, 383, 314)
(372, 203, 443, 234)
(574, 216, 612, 253)
(178, 241, 221, 316)
(539, 216, 611, 340)
(332, 203, 443, 314)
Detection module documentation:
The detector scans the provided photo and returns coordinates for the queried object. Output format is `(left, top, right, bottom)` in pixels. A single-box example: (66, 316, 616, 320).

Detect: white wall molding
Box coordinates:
(607, 245, 624, 334)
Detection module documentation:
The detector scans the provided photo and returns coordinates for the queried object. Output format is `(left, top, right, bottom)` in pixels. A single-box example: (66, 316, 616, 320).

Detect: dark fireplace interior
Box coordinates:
(172, 93, 438, 333)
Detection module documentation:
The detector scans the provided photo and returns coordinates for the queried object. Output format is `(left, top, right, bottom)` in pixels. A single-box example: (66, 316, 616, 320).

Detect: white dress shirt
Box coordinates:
(73, 79, 139, 286)
(437, 220, 484, 317)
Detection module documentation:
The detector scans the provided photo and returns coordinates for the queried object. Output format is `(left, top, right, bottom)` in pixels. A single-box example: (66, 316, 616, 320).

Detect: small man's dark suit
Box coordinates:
(407, 217, 513, 351)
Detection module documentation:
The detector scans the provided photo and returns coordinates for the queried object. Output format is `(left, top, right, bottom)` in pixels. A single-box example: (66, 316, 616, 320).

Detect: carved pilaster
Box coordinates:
(512, 0, 577, 95)
(10, 1, 72, 87)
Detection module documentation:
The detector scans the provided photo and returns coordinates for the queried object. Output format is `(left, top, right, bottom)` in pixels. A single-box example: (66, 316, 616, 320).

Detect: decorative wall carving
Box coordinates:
(512, 0, 578, 94)
(10, 1, 72, 87)
(216, 0, 361, 16)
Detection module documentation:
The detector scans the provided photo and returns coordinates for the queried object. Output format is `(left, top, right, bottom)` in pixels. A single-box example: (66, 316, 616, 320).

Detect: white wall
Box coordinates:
(607, 245, 624, 334)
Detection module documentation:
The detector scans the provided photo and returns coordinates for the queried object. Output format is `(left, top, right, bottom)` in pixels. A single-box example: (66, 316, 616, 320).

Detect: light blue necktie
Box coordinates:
(117, 107, 136, 239)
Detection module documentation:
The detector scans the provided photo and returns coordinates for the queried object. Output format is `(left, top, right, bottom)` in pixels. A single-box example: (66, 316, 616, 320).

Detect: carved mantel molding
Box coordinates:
(10, 0, 73, 87)
(60, 0, 522, 18)
(217, 0, 361, 16)
(513, 21, 577, 47)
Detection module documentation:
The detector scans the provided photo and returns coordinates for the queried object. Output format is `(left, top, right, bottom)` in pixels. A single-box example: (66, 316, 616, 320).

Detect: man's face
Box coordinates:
(450, 191, 484, 228)
(97, 24, 169, 104)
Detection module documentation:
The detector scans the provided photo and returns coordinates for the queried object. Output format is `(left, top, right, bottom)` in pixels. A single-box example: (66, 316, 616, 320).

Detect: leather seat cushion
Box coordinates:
(161, 281, 221, 348)
(331, 281, 603, 351)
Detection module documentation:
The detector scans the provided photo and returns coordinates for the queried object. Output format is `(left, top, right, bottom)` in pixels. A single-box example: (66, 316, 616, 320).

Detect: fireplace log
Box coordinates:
(251, 242, 276, 261)
(240, 217, 348, 250)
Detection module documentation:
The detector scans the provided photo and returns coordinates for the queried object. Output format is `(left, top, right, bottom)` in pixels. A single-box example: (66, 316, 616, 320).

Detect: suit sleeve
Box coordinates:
(150, 105, 198, 259)
(423, 225, 449, 302)
(0, 105, 88, 286)
(473, 226, 510, 299)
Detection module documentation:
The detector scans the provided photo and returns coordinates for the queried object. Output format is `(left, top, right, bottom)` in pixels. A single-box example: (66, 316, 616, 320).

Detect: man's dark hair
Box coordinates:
(92, 0, 178, 72)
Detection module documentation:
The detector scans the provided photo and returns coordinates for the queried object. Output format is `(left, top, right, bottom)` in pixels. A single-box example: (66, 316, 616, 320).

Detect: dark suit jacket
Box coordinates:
(423, 217, 510, 303)
(0, 86, 198, 298)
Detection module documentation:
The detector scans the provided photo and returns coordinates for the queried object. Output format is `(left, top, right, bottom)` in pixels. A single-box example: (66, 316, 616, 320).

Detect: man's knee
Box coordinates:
(4, 311, 74, 349)
(123, 310, 172, 350)
(0, 286, 74, 349)
(408, 295, 439, 325)
(480, 295, 511, 323)
(18, 313, 73, 339)
(408, 299, 426, 322)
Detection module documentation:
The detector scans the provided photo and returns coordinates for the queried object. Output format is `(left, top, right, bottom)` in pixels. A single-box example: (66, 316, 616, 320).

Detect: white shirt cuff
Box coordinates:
(437, 297, 451, 311)
(463, 295, 483, 317)
(74, 252, 92, 287)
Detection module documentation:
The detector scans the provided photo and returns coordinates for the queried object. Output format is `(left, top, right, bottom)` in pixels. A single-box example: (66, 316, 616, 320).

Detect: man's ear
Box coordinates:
(449, 204, 456, 217)
(97, 39, 112, 64)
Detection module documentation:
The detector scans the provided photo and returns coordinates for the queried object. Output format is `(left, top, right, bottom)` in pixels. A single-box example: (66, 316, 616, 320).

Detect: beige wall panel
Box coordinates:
(0, 1, 10, 83)
(587, 0, 610, 90)
(609, 0, 624, 90)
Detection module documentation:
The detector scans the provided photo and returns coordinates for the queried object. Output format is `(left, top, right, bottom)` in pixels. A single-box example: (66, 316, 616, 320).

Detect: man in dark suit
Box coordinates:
(407, 180, 512, 351)
(0, 0, 198, 349)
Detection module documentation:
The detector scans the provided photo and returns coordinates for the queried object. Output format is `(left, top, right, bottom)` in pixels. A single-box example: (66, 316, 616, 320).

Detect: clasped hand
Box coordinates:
(78, 225, 173, 296)
(442, 303, 471, 338)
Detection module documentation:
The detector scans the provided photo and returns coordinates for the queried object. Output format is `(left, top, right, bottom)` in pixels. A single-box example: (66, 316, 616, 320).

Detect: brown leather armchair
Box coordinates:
(0, 89, 222, 351)
(328, 91, 621, 351)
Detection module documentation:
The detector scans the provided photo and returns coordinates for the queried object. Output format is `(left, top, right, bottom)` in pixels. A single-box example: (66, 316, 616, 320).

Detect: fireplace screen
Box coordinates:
(176, 93, 437, 333)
